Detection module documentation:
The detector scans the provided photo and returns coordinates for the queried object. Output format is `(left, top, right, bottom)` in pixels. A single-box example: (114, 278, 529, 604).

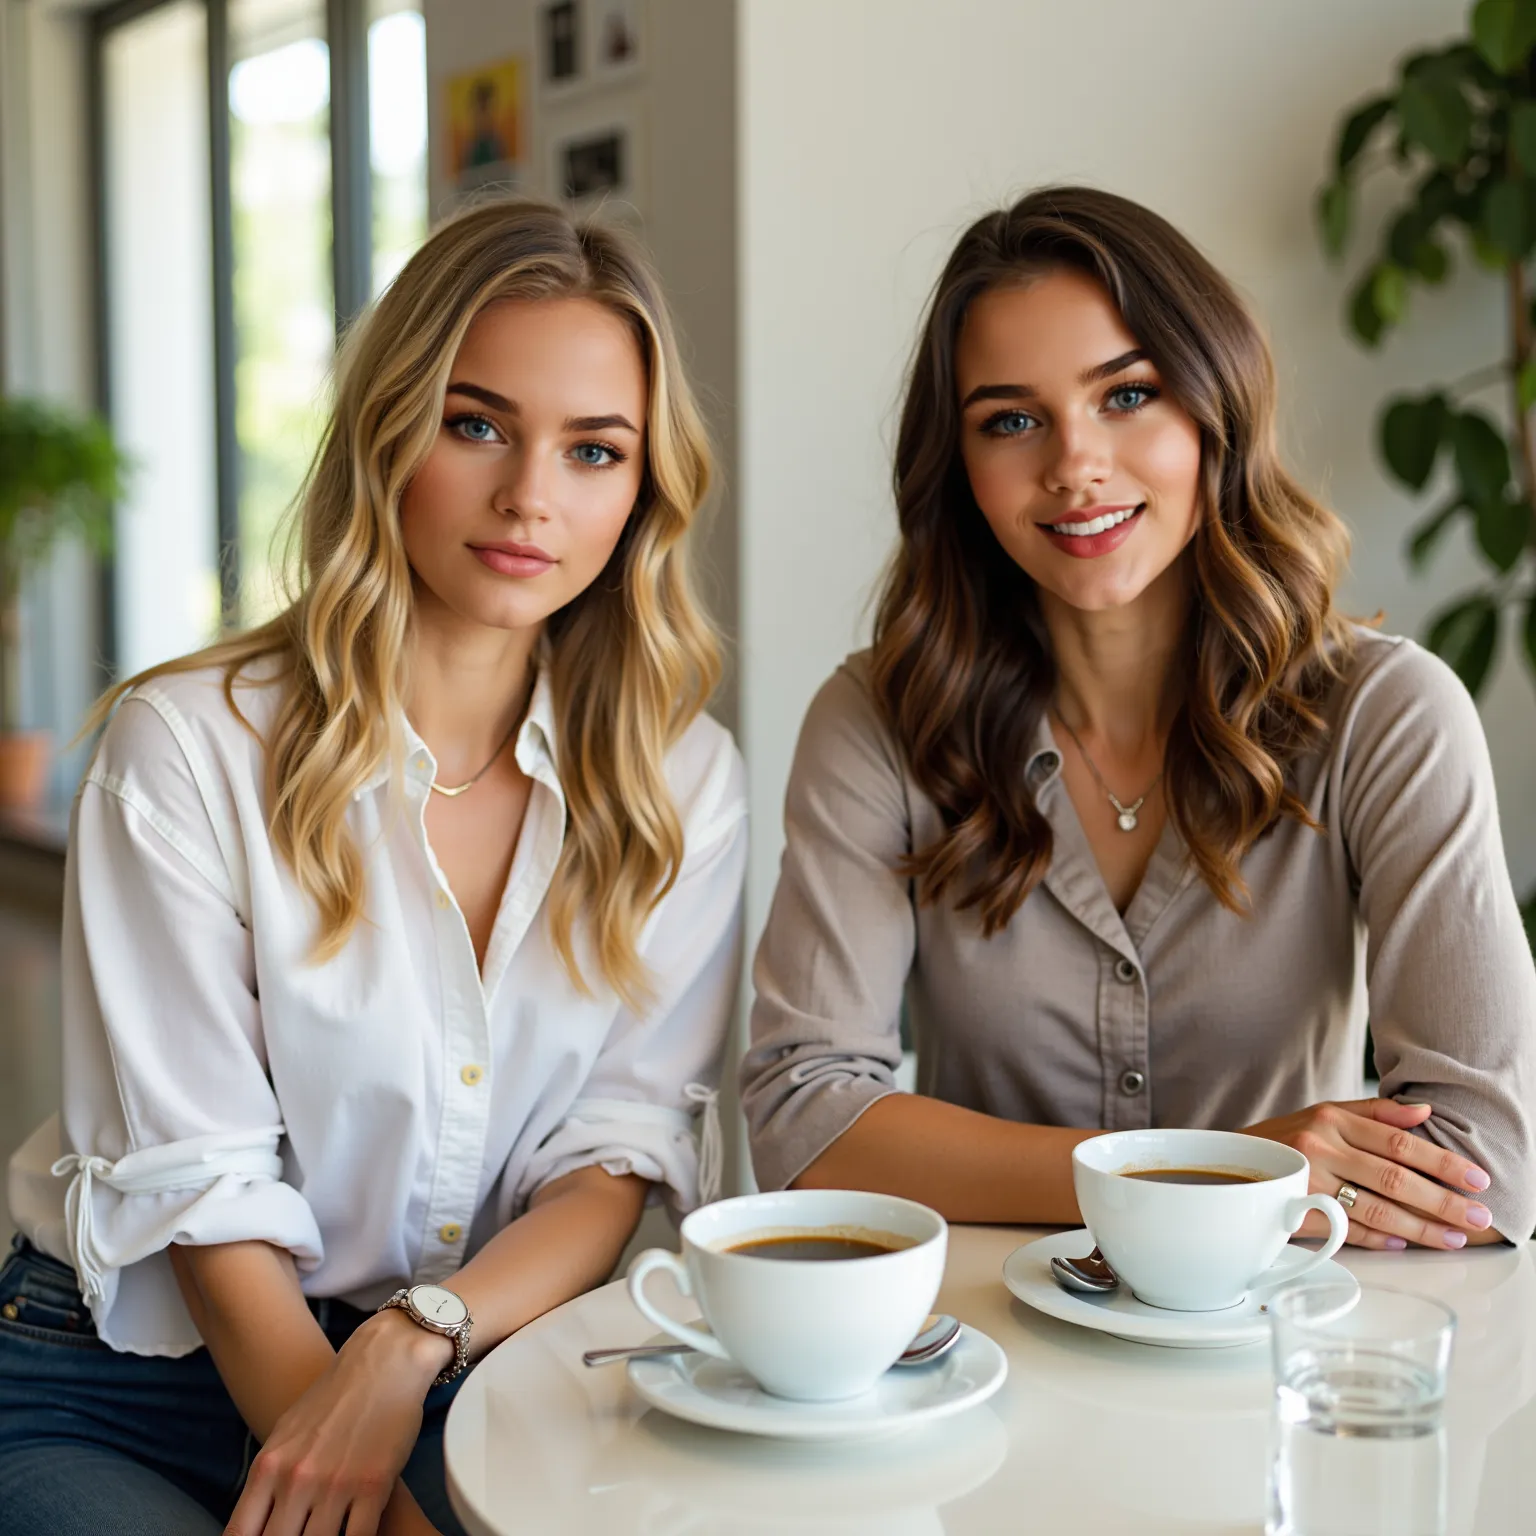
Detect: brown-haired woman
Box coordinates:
(742, 185, 1536, 1251)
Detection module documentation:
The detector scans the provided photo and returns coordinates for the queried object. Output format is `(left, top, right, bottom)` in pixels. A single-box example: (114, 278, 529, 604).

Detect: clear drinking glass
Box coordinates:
(1267, 1284, 1455, 1536)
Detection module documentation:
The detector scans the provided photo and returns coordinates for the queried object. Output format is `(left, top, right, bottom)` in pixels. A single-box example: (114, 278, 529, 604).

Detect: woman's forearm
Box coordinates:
(449, 1165, 649, 1361)
(790, 1093, 1097, 1223)
(169, 1239, 336, 1441)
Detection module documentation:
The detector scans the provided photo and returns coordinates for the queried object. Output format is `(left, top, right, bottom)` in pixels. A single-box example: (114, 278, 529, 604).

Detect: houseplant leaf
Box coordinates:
(1318, 181, 1351, 258)
(1336, 95, 1395, 174)
(1480, 177, 1536, 259)
(1514, 99, 1536, 171)
(1450, 409, 1512, 503)
(1426, 593, 1501, 696)
(1380, 393, 1448, 488)
(1412, 237, 1451, 282)
(1348, 270, 1387, 346)
(1371, 262, 1409, 325)
(1395, 75, 1473, 164)
(1407, 497, 1465, 568)
(1472, 0, 1536, 74)
(1475, 493, 1532, 569)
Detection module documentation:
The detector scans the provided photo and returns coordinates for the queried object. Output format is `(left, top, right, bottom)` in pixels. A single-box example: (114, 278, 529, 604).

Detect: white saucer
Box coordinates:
(626, 1324, 1008, 1441)
(1002, 1229, 1360, 1349)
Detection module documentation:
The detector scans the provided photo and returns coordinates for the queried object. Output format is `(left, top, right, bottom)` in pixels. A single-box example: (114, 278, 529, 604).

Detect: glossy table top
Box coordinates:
(445, 1226, 1536, 1535)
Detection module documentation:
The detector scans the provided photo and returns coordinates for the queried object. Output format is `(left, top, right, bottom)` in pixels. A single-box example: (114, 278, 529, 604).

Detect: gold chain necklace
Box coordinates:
(1052, 712, 1164, 832)
(428, 678, 535, 798)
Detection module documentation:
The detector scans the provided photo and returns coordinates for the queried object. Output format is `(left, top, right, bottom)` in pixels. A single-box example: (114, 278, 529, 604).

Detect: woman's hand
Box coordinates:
(1243, 1097, 1494, 1251)
(224, 1307, 451, 1536)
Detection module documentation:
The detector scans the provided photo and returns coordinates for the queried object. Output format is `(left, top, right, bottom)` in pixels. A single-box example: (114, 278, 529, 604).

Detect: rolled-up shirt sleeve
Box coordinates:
(52, 697, 322, 1354)
(741, 662, 913, 1192)
(515, 743, 747, 1216)
(1341, 642, 1536, 1241)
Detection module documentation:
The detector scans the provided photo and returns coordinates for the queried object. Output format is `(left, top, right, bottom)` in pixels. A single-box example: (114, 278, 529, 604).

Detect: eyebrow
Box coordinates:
(960, 348, 1149, 410)
(445, 382, 639, 435)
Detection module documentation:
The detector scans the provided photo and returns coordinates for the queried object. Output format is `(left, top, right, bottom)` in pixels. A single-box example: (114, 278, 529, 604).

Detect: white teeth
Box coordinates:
(1049, 506, 1140, 537)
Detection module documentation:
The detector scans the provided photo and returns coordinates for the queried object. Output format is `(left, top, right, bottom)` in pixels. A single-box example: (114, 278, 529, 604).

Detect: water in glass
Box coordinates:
(1267, 1285, 1454, 1536)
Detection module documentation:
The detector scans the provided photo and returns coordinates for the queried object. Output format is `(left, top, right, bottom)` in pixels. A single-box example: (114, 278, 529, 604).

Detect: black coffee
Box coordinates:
(726, 1235, 900, 1261)
(1121, 1168, 1267, 1186)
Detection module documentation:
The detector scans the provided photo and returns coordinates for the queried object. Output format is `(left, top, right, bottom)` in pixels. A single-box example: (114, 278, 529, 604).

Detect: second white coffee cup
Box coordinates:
(626, 1188, 947, 1402)
(1073, 1129, 1349, 1312)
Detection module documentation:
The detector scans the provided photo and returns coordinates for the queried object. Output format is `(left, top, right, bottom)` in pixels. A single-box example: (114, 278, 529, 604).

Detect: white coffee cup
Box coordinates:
(626, 1189, 947, 1402)
(1073, 1129, 1349, 1312)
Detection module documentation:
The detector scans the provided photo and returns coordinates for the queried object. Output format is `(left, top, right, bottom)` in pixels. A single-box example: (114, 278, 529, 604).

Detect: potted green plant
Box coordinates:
(0, 396, 126, 810)
(1316, 0, 1536, 940)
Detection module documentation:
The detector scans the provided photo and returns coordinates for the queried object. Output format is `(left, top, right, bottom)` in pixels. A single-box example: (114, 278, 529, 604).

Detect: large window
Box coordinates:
(101, 0, 219, 680)
(229, 0, 335, 622)
(93, 0, 428, 665)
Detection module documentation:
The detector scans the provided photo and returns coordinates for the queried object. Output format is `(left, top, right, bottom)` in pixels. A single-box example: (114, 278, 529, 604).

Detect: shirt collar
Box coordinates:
(1025, 710, 1063, 792)
(353, 649, 558, 802)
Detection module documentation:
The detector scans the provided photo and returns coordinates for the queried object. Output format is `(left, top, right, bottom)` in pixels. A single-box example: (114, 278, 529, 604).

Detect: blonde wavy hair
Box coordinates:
(87, 199, 720, 1011)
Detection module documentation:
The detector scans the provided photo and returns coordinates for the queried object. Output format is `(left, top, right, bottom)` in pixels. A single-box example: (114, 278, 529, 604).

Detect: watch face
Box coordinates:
(410, 1284, 468, 1328)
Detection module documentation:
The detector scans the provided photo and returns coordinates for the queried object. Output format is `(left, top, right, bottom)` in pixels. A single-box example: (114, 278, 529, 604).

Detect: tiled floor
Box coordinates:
(0, 903, 61, 1232)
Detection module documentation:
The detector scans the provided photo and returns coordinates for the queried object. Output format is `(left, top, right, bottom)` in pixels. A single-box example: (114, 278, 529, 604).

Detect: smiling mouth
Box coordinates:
(1044, 504, 1145, 537)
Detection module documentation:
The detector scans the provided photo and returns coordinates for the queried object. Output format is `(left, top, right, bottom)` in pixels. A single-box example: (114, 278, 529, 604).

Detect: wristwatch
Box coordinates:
(378, 1284, 473, 1386)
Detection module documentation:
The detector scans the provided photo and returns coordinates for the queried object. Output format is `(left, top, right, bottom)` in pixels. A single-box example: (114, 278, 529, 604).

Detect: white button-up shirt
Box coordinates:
(7, 660, 746, 1356)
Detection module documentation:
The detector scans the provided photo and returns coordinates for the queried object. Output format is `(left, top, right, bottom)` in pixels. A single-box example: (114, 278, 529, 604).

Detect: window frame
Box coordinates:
(88, 0, 381, 650)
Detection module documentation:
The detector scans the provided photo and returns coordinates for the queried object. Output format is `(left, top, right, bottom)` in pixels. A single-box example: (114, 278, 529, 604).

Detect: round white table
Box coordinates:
(444, 1226, 1536, 1534)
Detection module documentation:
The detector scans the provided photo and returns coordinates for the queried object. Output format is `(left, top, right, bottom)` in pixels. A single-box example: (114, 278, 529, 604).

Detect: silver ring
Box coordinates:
(1337, 1182, 1360, 1210)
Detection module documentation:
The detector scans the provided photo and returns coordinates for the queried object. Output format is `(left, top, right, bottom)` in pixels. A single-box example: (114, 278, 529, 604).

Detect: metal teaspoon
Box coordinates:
(582, 1312, 963, 1368)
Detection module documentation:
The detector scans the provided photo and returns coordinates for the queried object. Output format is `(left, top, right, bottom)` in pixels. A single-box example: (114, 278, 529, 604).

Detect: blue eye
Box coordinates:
(447, 413, 500, 443)
(571, 441, 625, 468)
(981, 410, 1036, 438)
(1106, 383, 1160, 412)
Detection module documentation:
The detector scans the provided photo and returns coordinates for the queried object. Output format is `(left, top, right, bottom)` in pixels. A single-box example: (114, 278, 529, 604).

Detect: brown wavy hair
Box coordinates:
(871, 186, 1353, 933)
(86, 199, 719, 1011)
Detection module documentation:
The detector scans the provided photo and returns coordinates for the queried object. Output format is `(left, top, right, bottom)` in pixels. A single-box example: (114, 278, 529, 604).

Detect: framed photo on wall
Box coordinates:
(590, 0, 642, 83)
(539, 1, 582, 92)
(547, 110, 645, 221)
(445, 56, 525, 195)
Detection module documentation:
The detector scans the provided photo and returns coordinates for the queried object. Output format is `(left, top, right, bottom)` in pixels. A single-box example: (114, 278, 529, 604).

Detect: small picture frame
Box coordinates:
(590, 0, 642, 83)
(548, 113, 645, 221)
(444, 56, 525, 196)
(539, 1, 582, 91)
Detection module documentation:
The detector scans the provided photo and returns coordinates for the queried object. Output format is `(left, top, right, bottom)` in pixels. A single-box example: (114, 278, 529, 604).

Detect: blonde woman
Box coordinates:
(0, 201, 745, 1536)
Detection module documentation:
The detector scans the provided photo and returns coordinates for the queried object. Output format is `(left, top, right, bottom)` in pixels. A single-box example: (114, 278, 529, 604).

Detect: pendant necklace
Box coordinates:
(1052, 712, 1164, 832)
(428, 678, 534, 798)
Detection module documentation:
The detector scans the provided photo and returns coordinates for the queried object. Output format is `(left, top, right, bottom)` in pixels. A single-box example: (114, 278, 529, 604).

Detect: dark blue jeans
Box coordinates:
(0, 1235, 469, 1535)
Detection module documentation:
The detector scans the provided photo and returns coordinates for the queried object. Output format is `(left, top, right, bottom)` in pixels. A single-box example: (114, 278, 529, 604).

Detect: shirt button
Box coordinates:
(460, 1064, 484, 1086)
(1119, 1069, 1147, 1096)
(435, 890, 451, 910)
(1114, 957, 1139, 984)
(414, 755, 429, 772)
(439, 1223, 463, 1244)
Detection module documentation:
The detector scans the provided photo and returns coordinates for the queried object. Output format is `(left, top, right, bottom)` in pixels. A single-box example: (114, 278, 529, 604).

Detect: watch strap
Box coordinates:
(379, 1287, 473, 1387)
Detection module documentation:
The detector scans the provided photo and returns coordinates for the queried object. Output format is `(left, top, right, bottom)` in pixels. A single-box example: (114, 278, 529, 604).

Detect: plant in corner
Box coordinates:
(0, 396, 126, 811)
(1317, 0, 1536, 943)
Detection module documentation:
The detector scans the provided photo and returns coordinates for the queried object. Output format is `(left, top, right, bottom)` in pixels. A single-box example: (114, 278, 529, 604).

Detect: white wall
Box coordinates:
(737, 0, 1533, 956)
